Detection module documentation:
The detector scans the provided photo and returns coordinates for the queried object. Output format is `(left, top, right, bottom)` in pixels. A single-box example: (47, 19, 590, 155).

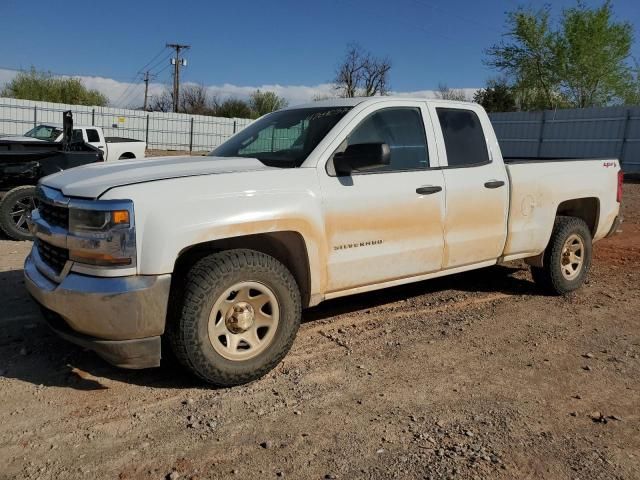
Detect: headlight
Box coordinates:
(67, 200, 136, 269)
(70, 209, 130, 233)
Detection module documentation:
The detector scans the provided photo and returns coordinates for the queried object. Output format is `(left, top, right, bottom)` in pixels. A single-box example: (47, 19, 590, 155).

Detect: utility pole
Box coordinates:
(166, 43, 190, 113)
(142, 71, 151, 111)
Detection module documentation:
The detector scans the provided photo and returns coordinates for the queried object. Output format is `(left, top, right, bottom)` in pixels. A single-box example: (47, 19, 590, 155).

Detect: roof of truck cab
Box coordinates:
(288, 96, 476, 109)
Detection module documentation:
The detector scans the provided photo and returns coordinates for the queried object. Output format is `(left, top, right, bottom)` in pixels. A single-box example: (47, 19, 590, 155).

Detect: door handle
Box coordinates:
(416, 185, 442, 195)
(484, 180, 505, 189)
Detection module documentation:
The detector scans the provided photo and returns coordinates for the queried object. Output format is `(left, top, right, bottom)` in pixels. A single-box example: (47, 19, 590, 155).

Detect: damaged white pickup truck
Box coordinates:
(24, 97, 623, 386)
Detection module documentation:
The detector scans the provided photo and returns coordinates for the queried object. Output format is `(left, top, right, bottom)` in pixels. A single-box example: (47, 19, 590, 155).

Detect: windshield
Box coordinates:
(211, 107, 352, 167)
(25, 125, 62, 141)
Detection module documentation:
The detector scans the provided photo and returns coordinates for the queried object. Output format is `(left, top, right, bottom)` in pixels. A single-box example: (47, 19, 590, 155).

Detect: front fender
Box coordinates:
(102, 169, 328, 297)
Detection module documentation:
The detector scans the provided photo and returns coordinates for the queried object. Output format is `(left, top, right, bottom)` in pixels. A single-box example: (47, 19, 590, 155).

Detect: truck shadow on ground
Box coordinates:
(0, 264, 540, 391)
(303, 264, 538, 322)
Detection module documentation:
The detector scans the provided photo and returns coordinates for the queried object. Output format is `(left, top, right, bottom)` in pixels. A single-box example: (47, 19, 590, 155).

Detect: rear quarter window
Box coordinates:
(436, 108, 489, 167)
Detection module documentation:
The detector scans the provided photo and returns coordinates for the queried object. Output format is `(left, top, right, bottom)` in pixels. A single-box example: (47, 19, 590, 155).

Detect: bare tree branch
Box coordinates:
(435, 83, 468, 101)
(334, 44, 391, 97)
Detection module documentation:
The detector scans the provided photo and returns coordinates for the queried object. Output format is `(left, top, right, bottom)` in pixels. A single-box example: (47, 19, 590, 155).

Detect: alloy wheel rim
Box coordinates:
(10, 195, 36, 233)
(208, 281, 279, 361)
(560, 234, 584, 280)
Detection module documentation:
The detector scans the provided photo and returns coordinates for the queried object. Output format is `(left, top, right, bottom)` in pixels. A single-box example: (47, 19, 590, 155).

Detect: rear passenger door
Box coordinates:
(430, 104, 509, 268)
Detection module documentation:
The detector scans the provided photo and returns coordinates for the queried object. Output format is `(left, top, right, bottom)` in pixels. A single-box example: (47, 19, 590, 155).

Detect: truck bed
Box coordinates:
(0, 139, 103, 189)
(502, 157, 620, 261)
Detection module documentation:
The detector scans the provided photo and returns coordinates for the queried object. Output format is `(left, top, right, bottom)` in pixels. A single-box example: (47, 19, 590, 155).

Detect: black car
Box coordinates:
(0, 111, 104, 240)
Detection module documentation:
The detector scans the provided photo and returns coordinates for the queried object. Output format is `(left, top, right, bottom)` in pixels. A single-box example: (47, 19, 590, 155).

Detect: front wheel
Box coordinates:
(0, 186, 37, 241)
(168, 249, 301, 386)
(531, 216, 592, 295)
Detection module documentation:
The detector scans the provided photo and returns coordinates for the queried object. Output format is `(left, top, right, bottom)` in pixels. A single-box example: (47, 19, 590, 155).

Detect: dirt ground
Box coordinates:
(1, 183, 638, 480)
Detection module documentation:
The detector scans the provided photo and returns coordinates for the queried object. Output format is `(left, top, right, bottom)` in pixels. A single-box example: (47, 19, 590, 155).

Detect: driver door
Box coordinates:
(317, 103, 446, 294)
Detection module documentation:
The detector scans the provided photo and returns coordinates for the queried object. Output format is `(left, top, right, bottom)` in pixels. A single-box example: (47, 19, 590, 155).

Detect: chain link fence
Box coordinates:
(0, 97, 253, 153)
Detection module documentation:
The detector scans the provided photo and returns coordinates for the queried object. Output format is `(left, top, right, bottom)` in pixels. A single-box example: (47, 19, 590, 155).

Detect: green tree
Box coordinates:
(485, 6, 561, 110)
(625, 64, 640, 105)
(1, 68, 108, 106)
(557, 1, 634, 107)
(215, 98, 253, 118)
(473, 79, 517, 112)
(249, 90, 288, 117)
(485, 1, 635, 110)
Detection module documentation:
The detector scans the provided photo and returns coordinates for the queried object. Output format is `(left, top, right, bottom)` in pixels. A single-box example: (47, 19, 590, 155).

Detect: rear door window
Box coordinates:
(436, 108, 489, 167)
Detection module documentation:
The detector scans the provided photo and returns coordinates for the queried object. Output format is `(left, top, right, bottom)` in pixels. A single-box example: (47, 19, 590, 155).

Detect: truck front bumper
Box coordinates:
(24, 253, 171, 369)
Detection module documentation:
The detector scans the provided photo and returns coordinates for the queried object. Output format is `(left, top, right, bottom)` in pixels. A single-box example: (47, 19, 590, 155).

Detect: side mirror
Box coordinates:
(333, 143, 390, 176)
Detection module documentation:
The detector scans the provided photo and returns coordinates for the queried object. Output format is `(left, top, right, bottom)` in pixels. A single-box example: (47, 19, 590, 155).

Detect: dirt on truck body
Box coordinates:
(0, 181, 638, 480)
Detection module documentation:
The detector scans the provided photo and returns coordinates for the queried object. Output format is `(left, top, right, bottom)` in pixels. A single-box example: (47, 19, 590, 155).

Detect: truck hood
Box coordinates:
(42, 155, 275, 198)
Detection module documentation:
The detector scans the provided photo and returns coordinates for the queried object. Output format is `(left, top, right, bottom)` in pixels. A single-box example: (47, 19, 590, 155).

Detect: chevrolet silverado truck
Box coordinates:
(0, 124, 145, 162)
(24, 98, 623, 386)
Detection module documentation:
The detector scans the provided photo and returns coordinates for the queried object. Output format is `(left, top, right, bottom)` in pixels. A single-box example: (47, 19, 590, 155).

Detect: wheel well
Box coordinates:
(556, 197, 599, 235)
(118, 152, 136, 160)
(173, 231, 312, 307)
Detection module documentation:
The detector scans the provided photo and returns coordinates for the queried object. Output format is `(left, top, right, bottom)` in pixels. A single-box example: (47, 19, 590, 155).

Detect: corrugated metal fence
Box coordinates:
(0, 97, 253, 152)
(489, 106, 640, 173)
(3, 98, 639, 171)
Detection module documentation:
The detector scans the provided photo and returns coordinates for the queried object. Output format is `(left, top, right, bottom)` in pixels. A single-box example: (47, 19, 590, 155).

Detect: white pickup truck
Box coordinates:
(0, 124, 146, 162)
(24, 98, 623, 386)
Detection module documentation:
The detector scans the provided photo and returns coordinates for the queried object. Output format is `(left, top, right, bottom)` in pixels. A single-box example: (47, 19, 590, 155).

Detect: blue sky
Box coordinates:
(1, 0, 639, 106)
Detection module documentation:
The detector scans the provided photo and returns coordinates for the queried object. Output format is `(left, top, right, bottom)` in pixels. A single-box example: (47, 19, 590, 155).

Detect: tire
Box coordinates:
(0, 186, 37, 241)
(168, 249, 301, 386)
(531, 216, 592, 295)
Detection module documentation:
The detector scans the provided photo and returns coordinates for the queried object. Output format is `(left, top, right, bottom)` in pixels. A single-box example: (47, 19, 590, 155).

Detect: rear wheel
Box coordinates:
(0, 186, 37, 241)
(168, 249, 301, 386)
(531, 216, 592, 295)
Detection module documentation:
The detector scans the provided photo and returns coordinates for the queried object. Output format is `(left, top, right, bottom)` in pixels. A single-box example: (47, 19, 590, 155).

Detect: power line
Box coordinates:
(154, 63, 172, 76)
(117, 81, 144, 109)
(137, 46, 170, 73)
(139, 63, 174, 110)
(145, 51, 174, 75)
(0, 62, 141, 108)
(112, 74, 142, 107)
(112, 46, 177, 107)
(166, 43, 191, 112)
(1, 44, 181, 109)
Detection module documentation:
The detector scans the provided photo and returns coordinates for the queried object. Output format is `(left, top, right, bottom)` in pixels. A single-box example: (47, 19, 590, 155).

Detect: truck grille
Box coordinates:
(37, 240, 69, 275)
(39, 202, 69, 228)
